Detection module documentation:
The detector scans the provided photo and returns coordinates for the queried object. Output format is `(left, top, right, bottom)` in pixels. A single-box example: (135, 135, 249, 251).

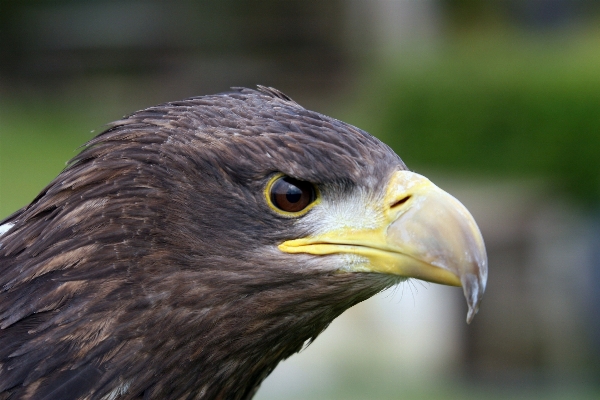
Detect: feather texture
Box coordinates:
(0, 87, 405, 399)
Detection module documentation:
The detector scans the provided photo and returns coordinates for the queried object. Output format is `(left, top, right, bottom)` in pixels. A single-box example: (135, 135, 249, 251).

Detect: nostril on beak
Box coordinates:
(390, 195, 411, 209)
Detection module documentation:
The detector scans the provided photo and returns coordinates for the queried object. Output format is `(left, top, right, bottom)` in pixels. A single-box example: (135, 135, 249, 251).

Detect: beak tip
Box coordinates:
(462, 271, 486, 324)
(466, 305, 478, 324)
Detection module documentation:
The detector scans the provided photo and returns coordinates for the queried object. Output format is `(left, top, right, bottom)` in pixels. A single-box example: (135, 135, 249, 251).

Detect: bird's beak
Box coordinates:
(279, 170, 488, 323)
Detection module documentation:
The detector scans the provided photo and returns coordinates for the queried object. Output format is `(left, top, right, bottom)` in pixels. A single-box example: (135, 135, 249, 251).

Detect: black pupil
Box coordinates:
(286, 186, 302, 203)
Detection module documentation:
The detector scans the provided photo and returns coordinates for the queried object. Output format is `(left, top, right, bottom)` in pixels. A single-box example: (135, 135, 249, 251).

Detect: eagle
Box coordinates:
(0, 86, 487, 400)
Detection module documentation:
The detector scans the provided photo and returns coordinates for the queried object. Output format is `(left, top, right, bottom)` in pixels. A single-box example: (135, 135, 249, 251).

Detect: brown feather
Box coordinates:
(0, 87, 405, 399)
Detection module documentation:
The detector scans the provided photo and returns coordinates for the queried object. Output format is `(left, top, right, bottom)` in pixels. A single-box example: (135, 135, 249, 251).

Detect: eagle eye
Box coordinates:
(267, 175, 317, 215)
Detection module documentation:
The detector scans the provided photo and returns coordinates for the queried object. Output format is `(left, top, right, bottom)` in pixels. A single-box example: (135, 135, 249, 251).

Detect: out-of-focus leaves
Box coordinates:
(368, 33, 600, 204)
(0, 102, 107, 219)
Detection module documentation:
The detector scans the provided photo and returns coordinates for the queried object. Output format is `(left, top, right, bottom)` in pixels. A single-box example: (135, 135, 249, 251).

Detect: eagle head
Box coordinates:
(0, 86, 486, 399)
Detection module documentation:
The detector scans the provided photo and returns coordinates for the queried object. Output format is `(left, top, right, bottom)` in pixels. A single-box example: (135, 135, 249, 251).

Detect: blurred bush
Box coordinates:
(366, 32, 600, 204)
(0, 101, 108, 218)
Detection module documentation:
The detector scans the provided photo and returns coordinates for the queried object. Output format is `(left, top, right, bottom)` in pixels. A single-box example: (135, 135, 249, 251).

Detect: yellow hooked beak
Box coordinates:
(279, 170, 488, 323)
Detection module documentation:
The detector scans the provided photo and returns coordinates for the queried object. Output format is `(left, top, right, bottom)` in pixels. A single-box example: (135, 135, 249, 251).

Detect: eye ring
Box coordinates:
(265, 174, 319, 216)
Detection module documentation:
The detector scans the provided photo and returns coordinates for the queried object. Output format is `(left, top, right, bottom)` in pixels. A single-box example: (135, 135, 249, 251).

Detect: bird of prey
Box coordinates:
(0, 86, 487, 400)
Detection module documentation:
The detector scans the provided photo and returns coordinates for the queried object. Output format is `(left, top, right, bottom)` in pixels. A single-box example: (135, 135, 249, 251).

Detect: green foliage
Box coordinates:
(0, 102, 106, 219)
(367, 34, 600, 203)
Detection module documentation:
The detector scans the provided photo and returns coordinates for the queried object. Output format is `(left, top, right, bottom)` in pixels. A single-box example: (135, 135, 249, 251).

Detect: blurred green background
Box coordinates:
(1, 0, 599, 399)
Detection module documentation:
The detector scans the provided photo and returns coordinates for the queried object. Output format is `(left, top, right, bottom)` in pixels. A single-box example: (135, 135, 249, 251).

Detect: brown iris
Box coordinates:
(269, 176, 316, 213)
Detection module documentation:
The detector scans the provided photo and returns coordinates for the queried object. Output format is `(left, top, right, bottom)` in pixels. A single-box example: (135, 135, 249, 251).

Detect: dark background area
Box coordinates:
(1, 1, 599, 399)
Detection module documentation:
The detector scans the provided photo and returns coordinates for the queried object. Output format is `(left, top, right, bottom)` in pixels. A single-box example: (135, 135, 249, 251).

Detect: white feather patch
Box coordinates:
(302, 188, 383, 236)
(0, 222, 15, 249)
(101, 380, 132, 400)
(0, 222, 14, 236)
